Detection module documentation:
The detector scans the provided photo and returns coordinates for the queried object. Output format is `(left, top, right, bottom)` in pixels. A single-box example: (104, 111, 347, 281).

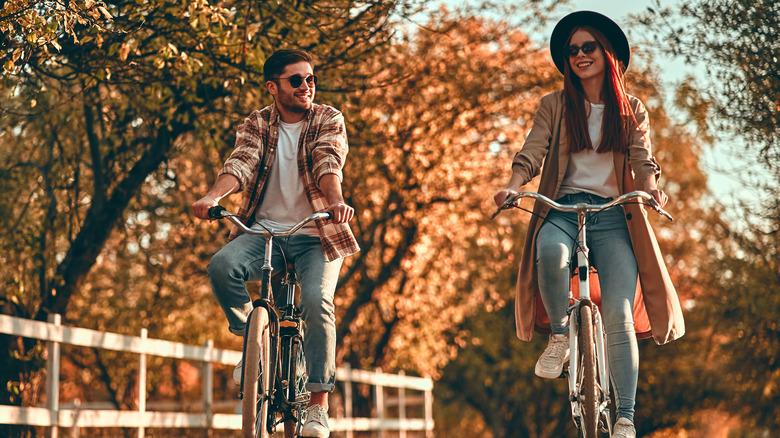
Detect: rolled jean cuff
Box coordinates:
(306, 382, 335, 393)
(229, 326, 246, 337)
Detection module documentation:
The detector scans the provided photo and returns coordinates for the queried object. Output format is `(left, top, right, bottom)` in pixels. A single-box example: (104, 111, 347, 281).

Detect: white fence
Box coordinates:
(0, 313, 434, 437)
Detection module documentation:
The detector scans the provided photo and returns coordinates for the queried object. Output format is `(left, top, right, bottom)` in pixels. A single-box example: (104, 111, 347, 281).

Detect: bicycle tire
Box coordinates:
(578, 303, 598, 437)
(243, 308, 271, 438)
(280, 335, 310, 437)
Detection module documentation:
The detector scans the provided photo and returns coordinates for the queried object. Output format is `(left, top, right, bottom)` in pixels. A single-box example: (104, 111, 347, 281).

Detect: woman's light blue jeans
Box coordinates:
(208, 233, 342, 393)
(535, 192, 639, 422)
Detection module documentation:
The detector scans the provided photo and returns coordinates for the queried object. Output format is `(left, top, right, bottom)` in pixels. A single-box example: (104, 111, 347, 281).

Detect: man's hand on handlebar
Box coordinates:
(192, 196, 220, 221)
(323, 200, 354, 224)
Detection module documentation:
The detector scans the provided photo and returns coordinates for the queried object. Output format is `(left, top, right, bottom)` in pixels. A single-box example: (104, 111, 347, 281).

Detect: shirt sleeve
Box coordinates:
(311, 111, 348, 184)
(627, 97, 662, 184)
(218, 111, 265, 191)
(511, 93, 555, 184)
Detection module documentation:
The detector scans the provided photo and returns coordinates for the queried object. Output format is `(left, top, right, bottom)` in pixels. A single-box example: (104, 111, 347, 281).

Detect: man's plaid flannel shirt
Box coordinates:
(218, 103, 360, 261)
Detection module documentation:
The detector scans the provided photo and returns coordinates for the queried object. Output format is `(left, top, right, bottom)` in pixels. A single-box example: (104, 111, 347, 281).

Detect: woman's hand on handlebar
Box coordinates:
(642, 175, 668, 208)
(324, 200, 354, 224)
(645, 189, 668, 208)
(494, 189, 517, 208)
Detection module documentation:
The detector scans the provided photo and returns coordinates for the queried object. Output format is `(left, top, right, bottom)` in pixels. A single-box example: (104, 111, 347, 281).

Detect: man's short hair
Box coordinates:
(263, 49, 314, 82)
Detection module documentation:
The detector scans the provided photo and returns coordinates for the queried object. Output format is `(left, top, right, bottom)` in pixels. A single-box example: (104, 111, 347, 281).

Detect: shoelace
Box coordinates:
(546, 339, 568, 359)
(307, 405, 327, 424)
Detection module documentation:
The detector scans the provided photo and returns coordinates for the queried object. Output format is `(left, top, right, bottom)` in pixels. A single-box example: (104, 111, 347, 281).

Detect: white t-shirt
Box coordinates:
(253, 120, 319, 236)
(558, 102, 619, 199)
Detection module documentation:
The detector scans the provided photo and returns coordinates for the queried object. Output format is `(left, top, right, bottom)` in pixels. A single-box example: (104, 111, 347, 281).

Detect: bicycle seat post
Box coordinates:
(261, 235, 275, 303)
(280, 267, 299, 319)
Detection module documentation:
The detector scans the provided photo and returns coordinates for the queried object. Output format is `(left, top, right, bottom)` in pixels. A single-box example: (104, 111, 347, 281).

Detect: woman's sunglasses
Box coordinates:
(567, 41, 600, 58)
(276, 74, 317, 88)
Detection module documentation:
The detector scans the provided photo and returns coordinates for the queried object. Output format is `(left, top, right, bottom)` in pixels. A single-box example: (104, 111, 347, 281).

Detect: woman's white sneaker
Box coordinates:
(613, 417, 636, 438)
(534, 334, 570, 379)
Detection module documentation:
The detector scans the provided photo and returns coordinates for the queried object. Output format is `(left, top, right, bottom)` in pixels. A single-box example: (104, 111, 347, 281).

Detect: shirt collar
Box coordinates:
(270, 103, 314, 126)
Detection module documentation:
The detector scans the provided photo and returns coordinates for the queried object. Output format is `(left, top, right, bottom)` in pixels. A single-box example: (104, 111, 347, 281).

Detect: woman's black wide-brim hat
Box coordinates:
(550, 10, 630, 74)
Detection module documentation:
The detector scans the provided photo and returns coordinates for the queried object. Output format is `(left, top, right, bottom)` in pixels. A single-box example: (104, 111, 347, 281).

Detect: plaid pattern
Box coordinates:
(218, 103, 360, 261)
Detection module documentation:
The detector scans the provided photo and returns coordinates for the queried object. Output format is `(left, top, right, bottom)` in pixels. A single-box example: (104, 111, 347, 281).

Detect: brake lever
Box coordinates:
(490, 193, 520, 219)
(646, 198, 674, 221)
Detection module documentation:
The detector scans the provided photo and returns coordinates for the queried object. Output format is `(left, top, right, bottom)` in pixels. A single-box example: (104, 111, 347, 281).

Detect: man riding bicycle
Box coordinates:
(192, 49, 359, 438)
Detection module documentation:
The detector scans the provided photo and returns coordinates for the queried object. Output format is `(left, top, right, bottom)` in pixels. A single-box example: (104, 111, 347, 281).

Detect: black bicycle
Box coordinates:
(209, 206, 329, 438)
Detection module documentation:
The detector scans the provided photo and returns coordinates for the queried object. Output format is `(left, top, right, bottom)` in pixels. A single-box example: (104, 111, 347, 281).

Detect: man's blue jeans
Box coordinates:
(208, 233, 342, 393)
(535, 192, 639, 422)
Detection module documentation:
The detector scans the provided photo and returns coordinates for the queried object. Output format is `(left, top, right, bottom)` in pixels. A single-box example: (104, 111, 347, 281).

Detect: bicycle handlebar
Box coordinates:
(208, 206, 332, 236)
(491, 190, 674, 221)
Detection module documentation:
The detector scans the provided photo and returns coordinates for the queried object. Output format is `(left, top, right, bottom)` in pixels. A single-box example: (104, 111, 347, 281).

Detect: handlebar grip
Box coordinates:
(208, 205, 227, 219)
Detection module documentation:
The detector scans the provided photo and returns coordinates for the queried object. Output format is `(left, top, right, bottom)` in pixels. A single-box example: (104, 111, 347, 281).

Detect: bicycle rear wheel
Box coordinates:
(291, 336, 310, 404)
(281, 333, 310, 436)
(243, 308, 271, 438)
(578, 303, 598, 437)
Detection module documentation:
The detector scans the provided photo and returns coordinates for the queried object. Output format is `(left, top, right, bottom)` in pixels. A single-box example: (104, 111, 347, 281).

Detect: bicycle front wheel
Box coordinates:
(243, 308, 271, 438)
(578, 303, 598, 437)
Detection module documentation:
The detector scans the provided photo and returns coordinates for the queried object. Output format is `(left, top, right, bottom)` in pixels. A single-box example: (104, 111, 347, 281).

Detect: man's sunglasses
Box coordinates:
(275, 74, 317, 88)
(567, 41, 600, 58)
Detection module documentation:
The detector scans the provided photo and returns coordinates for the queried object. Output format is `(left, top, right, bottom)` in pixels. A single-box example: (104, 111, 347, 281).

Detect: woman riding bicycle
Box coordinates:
(493, 11, 685, 437)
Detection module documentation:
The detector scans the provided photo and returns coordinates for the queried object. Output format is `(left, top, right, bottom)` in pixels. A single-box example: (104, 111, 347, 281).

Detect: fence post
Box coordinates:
(70, 398, 81, 438)
(46, 314, 61, 438)
(203, 339, 214, 433)
(375, 367, 384, 438)
(424, 381, 433, 438)
(398, 370, 406, 438)
(343, 363, 353, 438)
(137, 328, 147, 438)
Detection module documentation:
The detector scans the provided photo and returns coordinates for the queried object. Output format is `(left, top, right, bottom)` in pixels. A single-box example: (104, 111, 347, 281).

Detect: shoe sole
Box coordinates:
(534, 366, 565, 379)
(534, 356, 570, 379)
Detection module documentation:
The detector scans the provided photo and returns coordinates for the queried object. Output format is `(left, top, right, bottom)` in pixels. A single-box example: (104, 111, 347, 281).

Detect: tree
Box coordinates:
(642, 0, 780, 165)
(0, 0, 409, 413)
(641, 0, 780, 432)
(332, 8, 561, 376)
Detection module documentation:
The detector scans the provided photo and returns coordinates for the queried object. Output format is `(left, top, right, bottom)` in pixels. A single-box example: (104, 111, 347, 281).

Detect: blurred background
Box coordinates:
(1, 0, 777, 436)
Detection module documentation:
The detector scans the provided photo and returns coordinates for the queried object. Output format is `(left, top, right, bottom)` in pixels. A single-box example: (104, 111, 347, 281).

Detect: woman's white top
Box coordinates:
(558, 102, 620, 199)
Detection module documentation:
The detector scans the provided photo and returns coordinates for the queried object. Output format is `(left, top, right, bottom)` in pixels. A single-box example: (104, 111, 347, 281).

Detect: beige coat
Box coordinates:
(511, 90, 685, 345)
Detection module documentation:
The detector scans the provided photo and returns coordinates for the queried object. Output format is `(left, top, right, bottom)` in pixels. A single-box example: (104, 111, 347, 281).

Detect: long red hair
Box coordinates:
(562, 26, 637, 154)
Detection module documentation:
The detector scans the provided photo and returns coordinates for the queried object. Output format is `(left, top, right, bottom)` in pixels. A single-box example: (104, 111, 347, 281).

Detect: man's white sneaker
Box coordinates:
(613, 417, 636, 438)
(534, 333, 570, 379)
(300, 404, 330, 437)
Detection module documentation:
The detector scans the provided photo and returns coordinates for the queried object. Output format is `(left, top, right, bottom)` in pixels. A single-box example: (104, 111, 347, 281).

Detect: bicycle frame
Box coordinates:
(567, 207, 612, 437)
(208, 206, 329, 437)
(493, 190, 672, 437)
